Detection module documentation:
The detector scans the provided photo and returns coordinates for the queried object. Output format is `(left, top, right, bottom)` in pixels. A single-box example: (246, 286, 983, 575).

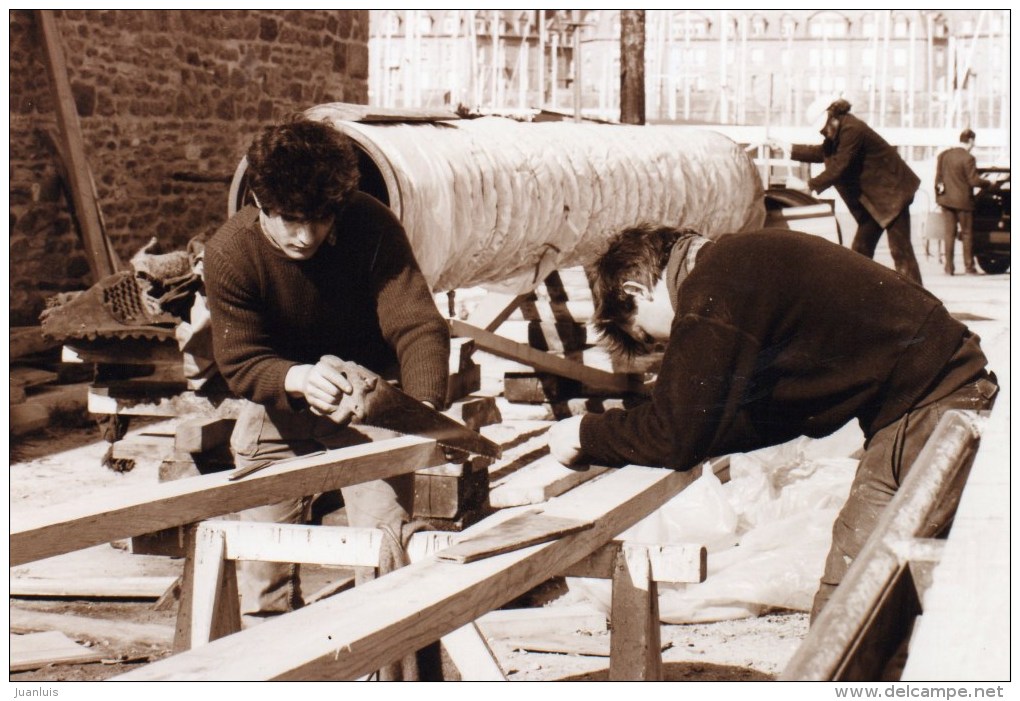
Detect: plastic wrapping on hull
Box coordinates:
(233, 109, 766, 293)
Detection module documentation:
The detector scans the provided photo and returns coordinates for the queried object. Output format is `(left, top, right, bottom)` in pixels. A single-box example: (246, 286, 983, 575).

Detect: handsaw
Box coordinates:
(229, 359, 501, 480)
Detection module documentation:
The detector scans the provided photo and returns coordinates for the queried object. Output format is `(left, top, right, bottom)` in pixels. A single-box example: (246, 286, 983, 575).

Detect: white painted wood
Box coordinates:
(114, 465, 710, 681)
(11, 436, 444, 566)
(203, 521, 384, 567)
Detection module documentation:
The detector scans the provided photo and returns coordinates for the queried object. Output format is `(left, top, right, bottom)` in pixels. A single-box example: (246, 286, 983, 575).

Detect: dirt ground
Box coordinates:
(9, 418, 808, 682)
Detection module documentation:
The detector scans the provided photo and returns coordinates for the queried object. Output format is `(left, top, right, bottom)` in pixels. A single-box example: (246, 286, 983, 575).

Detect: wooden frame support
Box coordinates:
(115, 461, 725, 681)
(450, 318, 647, 396)
(610, 544, 663, 680)
(780, 410, 983, 681)
(36, 10, 119, 281)
(11, 435, 446, 566)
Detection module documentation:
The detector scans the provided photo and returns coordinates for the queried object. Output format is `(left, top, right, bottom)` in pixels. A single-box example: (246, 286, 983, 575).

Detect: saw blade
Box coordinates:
(357, 378, 502, 459)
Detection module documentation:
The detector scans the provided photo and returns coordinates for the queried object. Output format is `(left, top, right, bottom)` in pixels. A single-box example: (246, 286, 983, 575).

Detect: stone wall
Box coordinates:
(9, 9, 369, 325)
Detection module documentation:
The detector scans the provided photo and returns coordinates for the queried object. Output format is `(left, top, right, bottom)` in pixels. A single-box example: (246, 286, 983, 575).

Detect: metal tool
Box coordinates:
(228, 360, 501, 480)
(347, 365, 502, 460)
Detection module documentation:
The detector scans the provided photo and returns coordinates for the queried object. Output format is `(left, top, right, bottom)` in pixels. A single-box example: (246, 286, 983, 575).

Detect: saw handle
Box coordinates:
(315, 355, 378, 425)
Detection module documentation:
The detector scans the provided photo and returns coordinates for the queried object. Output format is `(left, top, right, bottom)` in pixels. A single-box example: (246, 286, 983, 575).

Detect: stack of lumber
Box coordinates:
(10, 326, 91, 436)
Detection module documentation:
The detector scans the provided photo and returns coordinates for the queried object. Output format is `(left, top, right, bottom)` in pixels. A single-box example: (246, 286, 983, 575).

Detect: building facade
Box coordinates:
(368, 10, 1010, 132)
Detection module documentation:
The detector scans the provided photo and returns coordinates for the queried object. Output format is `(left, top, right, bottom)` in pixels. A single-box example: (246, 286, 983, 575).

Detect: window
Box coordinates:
(808, 12, 849, 38)
(750, 15, 768, 37)
(861, 13, 876, 37)
(780, 16, 797, 38)
(893, 76, 906, 91)
(418, 12, 434, 34)
(382, 11, 401, 35)
(835, 49, 847, 67)
(673, 12, 710, 40)
(751, 48, 764, 64)
(892, 16, 909, 38)
(893, 48, 907, 67)
(442, 11, 460, 35)
(861, 48, 875, 66)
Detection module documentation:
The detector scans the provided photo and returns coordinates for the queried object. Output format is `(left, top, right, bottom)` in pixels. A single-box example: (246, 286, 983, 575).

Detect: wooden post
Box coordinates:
(621, 9, 646, 122)
(609, 543, 663, 680)
(35, 10, 118, 282)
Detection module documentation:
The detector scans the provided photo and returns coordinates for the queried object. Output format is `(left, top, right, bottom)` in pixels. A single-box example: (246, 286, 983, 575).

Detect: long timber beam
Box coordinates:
(10, 435, 445, 566)
(115, 462, 723, 681)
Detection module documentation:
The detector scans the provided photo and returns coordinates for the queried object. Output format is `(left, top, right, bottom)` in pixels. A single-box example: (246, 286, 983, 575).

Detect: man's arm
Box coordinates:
(368, 209, 451, 409)
(204, 244, 301, 411)
(788, 142, 825, 164)
(805, 124, 865, 194)
(964, 153, 993, 190)
(569, 315, 760, 470)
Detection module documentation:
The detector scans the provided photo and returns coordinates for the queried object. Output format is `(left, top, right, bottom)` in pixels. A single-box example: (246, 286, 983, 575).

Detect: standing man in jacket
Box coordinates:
(935, 129, 992, 275)
(773, 99, 924, 285)
(203, 116, 450, 642)
(547, 224, 996, 620)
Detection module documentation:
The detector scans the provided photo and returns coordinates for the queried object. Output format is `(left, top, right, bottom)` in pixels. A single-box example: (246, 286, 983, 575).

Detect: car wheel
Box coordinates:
(977, 254, 1010, 275)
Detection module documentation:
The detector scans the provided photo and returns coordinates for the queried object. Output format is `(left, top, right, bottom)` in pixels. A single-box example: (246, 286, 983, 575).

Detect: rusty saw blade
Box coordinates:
(355, 377, 502, 459)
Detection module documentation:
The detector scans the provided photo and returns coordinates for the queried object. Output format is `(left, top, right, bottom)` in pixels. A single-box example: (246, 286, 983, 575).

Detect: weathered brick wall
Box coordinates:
(9, 9, 369, 325)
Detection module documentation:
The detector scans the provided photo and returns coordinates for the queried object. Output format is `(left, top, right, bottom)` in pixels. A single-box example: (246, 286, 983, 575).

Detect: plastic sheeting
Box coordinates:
(567, 422, 865, 624)
(284, 109, 767, 293)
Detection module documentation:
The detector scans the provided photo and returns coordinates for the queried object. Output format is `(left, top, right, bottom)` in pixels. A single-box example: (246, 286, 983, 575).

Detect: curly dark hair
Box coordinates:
(245, 114, 360, 221)
(588, 224, 695, 357)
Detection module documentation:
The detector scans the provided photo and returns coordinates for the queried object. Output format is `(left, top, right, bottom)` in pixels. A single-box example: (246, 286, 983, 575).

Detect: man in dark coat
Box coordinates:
(935, 128, 992, 275)
(547, 224, 996, 620)
(775, 99, 924, 285)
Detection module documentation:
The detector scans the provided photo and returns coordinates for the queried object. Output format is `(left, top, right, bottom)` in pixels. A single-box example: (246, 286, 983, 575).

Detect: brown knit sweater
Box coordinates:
(204, 193, 450, 412)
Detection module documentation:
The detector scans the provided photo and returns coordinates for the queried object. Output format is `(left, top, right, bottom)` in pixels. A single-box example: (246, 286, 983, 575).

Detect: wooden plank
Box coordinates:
(11, 435, 445, 566)
(204, 521, 384, 568)
(11, 576, 179, 599)
(63, 340, 183, 365)
(563, 541, 706, 584)
(114, 463, 718, 681)
(404, 529, 505, 680)
(435, 509, 593, 563)
(175, 417, 236, 454)
(463, 292, 527, 332)
(781, 411, 982, 681)
(450, 318, 648, 396)
(11, 326, 61, 361)
(87, 387, 243, 418)
(476, 605, 607, 639)
(10, 367, 59, 389)
(10, 608, 174, 649)
(506, 634, 611, 657)
(441, 624, 506, 680)
(10, 631, 106, 672)
(189, 528, 241, 648)
(489, 455, 610, 508)
(36, 10, 117, 281)
(11, 403, 50, 436)
(609, 544, 663, 680)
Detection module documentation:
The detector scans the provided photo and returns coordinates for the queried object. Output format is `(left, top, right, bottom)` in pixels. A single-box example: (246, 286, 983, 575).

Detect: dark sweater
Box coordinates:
(579, 229, 986, 470)
(204, 193, 450, 412)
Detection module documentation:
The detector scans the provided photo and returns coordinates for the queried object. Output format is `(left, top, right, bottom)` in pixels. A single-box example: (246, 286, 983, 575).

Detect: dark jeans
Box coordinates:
(851, 206, 923, 285)
(810, 373, 998, 621)
(942, 207, 976, 274)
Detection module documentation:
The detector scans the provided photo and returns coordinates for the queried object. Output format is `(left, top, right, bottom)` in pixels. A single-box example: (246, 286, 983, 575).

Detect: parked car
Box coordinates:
(972, 166, 1010, 274)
